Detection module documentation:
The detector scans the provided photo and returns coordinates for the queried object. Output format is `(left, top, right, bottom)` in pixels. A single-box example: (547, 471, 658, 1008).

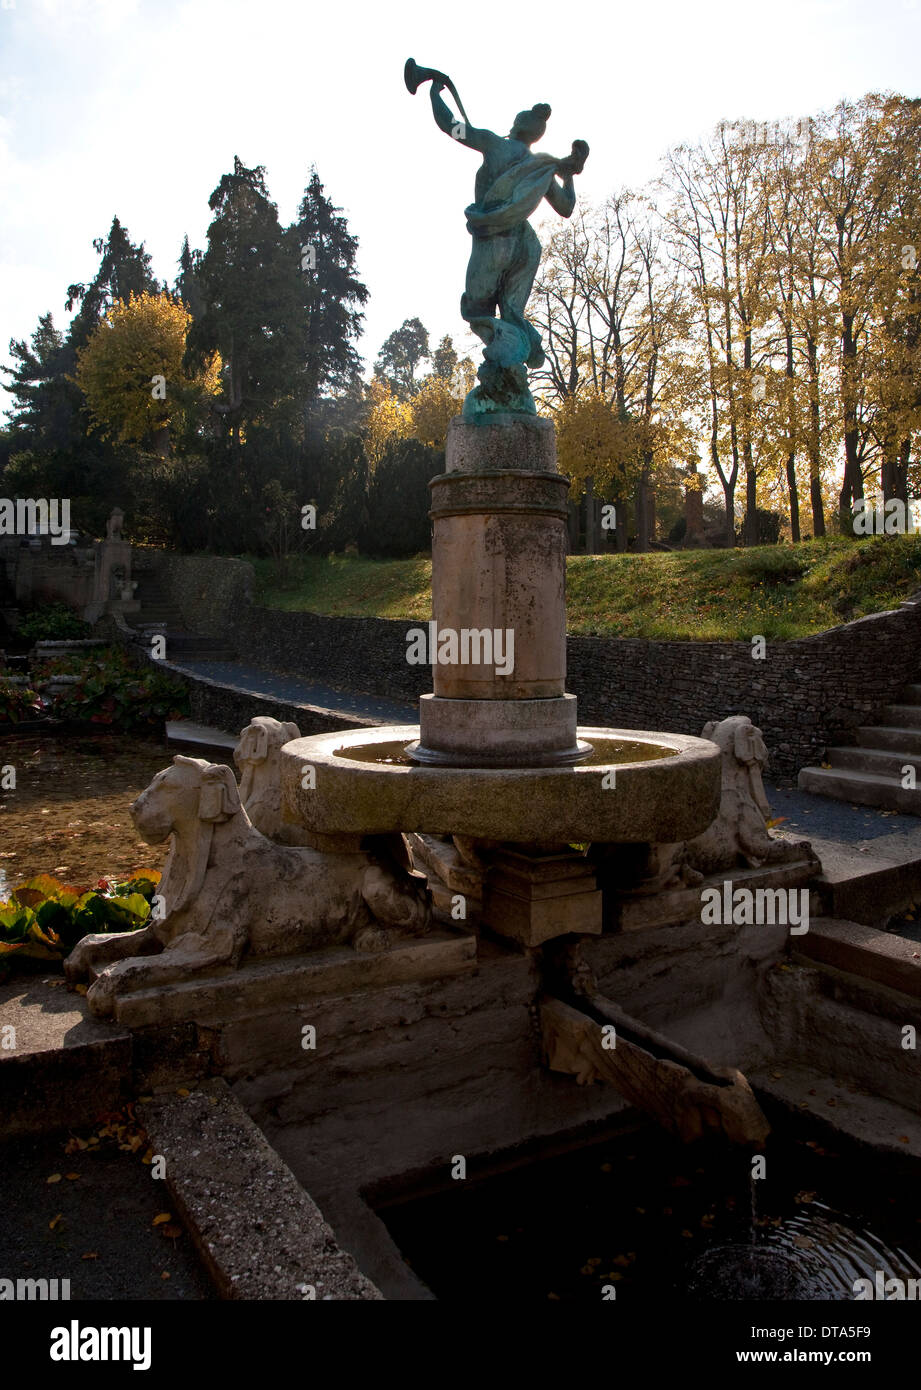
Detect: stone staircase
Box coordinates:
(130, 575, 236, 661)
(798, 683, 921, 815)
(130, 574, 186, 631)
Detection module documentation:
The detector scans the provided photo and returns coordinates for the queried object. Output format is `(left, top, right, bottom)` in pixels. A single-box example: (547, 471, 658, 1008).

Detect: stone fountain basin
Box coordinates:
(281, 725, 721, 844)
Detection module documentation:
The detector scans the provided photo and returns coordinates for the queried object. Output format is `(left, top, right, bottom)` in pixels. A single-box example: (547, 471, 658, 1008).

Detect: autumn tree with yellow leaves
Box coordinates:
(74, 291, 222, 459)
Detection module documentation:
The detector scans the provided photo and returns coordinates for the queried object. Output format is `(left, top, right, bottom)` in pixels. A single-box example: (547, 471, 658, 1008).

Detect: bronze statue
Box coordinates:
(405, 58, 588, 419)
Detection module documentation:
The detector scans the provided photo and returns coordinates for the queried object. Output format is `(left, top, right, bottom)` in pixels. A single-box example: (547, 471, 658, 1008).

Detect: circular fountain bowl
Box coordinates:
(281, 725, 721, 845)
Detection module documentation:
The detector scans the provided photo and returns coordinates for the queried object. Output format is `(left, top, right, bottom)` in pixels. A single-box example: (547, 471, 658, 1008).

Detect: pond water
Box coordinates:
(375, 1112, 921, 1301)
(0, 734, 177, 889)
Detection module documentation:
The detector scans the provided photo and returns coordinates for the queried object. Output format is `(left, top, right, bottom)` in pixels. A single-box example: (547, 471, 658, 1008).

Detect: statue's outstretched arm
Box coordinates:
(544, 171, 576, 218)
(429, 84, 495, 153)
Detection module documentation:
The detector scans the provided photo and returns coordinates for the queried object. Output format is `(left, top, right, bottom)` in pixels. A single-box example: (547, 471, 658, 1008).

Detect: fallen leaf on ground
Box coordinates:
(152, 1213, 173, 1226)
(46, 1173, 62, 1184)
(49, 1213, 63, 1230)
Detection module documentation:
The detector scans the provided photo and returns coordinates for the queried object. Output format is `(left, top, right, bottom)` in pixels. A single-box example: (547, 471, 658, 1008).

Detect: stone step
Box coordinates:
(826, 745, 921, 778)
(166, 719, 238, 752)
(797, 764, 921, 815)
(751, 1063, 921, 1160)
(135, 597, 180, 609)
(809, 838, 921, 926)
(857, 724, 921, 755)
(0, 979, 131, 1139)
(879, 703, 921, 729)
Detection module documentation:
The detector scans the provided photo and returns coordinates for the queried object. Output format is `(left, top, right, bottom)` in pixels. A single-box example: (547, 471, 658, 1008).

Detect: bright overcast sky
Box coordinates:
(1, 0, 919, 419)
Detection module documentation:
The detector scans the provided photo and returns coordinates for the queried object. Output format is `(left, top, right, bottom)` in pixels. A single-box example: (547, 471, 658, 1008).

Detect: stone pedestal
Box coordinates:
(412, 415, 589, 768)
(85, 508, 134, 624)
(481, 846, 603, 947)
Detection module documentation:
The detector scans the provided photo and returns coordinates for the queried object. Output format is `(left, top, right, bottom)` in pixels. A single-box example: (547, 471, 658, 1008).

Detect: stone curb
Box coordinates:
(138, 1078, 383, 1300)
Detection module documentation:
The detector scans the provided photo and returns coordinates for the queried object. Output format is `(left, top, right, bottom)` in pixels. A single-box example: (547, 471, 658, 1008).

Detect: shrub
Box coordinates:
(0, 870, 160, 981)
(0, 680, 47, 724)
(16, 604, 92, 643)
(36, 647, 190, 730)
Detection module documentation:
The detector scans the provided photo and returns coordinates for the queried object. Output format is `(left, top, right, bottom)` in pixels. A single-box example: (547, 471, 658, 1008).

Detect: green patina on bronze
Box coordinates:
(404, 58, 589, 421)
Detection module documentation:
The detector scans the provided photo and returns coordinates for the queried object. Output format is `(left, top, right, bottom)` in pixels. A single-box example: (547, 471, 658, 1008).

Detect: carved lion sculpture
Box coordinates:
(684, 715, 808, 875)
(236, 715, 413, 871)
(65, 755, 432, 1016)
(235, 715, 305, 844)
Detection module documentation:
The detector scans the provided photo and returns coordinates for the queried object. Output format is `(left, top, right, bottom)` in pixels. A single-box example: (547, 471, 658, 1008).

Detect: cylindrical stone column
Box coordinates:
(409, 415, 591, 768)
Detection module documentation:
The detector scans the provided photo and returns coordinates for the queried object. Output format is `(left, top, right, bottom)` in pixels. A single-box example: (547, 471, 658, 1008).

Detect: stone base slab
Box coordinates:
(615, 859, 820, 933)
(793, 917, 921, 999)
(113, 930, 477, 1027)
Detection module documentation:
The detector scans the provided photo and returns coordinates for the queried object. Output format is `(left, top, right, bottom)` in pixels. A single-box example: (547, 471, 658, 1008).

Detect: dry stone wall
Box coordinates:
(150, 554, 921, 781)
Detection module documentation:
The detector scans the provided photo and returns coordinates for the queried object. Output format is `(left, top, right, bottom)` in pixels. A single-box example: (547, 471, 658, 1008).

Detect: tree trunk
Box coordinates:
(784, 325, 799, 542)
(897, 437, 912, 505)
(613, 494, 627, 552)
(743, 445, 757, 546)
(806, 336, 825, 537)
(839, 308, 863, 529)
(152, 425, 170, 461)
(635, 473, 649, 553)
(721, 478, 736, 547)
(786, 453, 800, 542)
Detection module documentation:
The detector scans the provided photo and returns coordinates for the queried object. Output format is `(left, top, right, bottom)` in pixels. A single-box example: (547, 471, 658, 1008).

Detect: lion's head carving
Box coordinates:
(701, 714, 771, 820)
(131, 755, 245, 916)
(235, 717, 301, 842)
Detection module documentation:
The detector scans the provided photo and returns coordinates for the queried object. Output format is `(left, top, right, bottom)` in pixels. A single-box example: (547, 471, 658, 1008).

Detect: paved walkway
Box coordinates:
(174, 659, 417, 725)
(173, 658, 921, 862)
(766, 781, 921, 856)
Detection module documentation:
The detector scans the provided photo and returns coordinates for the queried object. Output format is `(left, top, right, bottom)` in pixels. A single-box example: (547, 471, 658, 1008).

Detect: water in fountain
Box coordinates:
(332, 735, 679, 769)
(376, 1119, 921, 1302)
(687, 1204, 921, 1300)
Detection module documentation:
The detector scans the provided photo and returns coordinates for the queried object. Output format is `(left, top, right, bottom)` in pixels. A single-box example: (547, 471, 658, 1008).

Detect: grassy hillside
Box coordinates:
(249, 535, 921, 641)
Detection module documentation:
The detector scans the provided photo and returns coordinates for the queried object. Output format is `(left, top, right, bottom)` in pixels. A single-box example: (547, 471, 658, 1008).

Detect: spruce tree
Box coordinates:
(286, 167, 369, 411)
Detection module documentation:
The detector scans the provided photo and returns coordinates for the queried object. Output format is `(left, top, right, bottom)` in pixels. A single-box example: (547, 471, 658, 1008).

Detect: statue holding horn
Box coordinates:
(404, 57, 588, 419)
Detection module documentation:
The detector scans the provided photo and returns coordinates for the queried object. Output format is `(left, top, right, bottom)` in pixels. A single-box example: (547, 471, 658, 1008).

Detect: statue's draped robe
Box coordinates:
(464, 152, 560, 237)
